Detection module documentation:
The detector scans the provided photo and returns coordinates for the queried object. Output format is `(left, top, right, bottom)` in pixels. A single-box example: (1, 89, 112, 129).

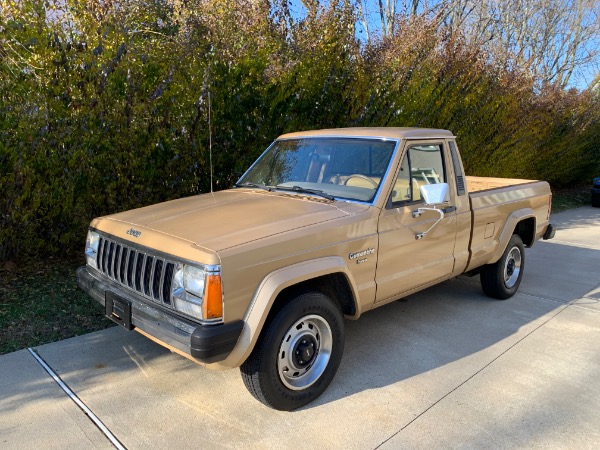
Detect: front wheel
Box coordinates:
(240, 291, 344, 411)
(480, 234, 525, 299)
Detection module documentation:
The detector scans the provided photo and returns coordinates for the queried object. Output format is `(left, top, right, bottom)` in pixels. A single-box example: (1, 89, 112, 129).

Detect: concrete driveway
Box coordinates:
(2, 207, 599, 449)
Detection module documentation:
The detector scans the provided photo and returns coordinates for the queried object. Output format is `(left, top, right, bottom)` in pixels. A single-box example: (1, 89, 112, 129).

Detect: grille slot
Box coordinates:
(126, 250, 136, 288)
(143, 256, 153, 296)
(107, 242, 115, 278)
(114, 245, 122, 283)
(152, 260, 163, 299)
(118, 247, 128, 283)
(162, 263, 174, 305)
(96, 236, 175, 306)
(135, 253, 144, 292)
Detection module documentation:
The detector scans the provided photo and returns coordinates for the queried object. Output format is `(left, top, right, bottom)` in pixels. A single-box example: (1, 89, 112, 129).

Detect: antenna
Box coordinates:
(208, 89, 213, 193)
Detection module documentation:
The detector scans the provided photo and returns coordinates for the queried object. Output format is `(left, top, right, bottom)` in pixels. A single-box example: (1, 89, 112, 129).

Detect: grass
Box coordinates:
(551, 185, 592, 212)
(0, 257, 113, 355)
(0, 185, 594, 355)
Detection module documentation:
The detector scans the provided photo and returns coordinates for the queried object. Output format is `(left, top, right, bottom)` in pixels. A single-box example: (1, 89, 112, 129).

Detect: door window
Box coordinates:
(390, 144, 446, 205)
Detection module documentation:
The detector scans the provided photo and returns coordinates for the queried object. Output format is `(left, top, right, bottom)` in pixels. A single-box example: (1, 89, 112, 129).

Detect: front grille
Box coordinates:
(96, 236, 175, 306)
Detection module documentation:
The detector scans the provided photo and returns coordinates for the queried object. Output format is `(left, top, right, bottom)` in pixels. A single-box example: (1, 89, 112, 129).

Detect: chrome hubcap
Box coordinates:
(503, 246, 522, 288)
(277, 314, 333, 391)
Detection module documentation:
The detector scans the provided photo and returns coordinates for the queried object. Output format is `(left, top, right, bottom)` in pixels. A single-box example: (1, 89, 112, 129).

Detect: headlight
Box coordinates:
(172, 263, 222, 322)
(85, 230, 100, 269)
(184, 265, 205, 297)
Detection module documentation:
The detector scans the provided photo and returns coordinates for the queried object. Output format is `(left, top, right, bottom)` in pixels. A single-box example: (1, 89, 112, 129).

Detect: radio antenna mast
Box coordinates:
(208, 89, 213, 193)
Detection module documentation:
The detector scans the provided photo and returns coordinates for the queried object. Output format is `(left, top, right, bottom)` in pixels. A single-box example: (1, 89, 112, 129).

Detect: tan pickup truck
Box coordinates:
(77, 128, 555, 410)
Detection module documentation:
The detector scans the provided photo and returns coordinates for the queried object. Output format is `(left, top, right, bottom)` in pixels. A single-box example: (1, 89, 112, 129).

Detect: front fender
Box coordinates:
(208, 256, 359, 369)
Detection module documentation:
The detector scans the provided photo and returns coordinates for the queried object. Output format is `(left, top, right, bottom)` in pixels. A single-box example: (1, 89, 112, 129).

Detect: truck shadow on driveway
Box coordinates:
(4, 242, 597, 435)
(310, 239, 600, 410)
(327, 278, 557, 407)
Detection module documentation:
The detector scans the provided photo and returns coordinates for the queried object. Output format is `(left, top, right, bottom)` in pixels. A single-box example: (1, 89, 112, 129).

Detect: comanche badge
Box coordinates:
(349, 248, 375, 260)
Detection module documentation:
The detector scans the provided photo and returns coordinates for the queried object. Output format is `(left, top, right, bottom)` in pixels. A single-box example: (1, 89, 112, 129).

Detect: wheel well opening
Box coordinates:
(514, 218, 535, 247)
(271, 273, 356, 320)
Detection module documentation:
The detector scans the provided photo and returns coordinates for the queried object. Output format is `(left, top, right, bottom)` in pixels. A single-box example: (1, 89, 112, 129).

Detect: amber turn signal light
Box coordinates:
(203, 274, 223, 319)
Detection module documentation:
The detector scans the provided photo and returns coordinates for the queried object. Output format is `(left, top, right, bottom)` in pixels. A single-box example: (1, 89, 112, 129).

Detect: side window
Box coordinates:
(391, 144, 446, 206)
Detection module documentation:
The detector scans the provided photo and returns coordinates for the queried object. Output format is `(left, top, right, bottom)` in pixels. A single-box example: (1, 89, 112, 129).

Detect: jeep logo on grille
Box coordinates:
(126, 228, 142, 238)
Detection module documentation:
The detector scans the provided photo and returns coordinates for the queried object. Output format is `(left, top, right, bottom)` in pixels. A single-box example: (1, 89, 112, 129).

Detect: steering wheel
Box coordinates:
(344, 174, 378, 188)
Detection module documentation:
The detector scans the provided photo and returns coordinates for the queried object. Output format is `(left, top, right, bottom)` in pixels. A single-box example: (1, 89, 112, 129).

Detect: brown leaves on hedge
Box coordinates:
(0, 0, 598, 261)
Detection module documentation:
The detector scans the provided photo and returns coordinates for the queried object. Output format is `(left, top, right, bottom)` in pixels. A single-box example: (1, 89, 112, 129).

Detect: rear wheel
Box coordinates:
(240, 291, 344, 411)
(480, 234, 525, 299)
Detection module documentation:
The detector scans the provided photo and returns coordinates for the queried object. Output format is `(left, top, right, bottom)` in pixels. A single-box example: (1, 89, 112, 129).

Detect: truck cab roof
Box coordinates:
(278, 127, 455, 140)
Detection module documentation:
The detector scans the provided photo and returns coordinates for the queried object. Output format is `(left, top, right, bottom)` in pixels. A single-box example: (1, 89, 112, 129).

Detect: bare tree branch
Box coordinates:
(357, 0, 371, 41)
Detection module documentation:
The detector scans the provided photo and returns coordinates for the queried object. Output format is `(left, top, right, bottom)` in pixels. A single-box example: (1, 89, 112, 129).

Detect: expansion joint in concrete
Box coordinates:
(27, 348, 127, 450)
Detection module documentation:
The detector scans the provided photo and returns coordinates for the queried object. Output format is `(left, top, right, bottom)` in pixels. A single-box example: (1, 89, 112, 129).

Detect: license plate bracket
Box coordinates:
(105, 291, 134, 331)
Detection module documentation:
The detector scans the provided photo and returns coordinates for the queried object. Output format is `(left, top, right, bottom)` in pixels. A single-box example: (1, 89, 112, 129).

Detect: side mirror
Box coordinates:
(420, 183, 449, 205)
(412, 183, 451, 240)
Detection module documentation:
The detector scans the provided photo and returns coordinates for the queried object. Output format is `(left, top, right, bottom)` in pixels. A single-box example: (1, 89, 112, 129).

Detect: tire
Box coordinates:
(480, 234, 525, 300)
(240, 291, 345, 411)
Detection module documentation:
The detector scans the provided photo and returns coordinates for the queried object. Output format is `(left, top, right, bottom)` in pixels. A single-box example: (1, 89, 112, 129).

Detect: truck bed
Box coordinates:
(465, 177, 552, 272)
(466, 176, 538, 192)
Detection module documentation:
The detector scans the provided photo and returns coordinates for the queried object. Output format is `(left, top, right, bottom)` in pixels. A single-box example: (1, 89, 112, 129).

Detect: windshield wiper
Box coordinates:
(274, 185, 335, 201)
(234, 182, 274, 192)
(236, 182, 335, 201)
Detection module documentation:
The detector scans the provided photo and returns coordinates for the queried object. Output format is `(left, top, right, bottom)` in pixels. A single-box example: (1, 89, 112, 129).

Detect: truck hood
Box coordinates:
(102, 189, 364, 252)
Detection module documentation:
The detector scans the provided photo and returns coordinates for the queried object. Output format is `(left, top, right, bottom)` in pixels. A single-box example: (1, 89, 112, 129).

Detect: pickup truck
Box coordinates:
(77, 127, 555, 410)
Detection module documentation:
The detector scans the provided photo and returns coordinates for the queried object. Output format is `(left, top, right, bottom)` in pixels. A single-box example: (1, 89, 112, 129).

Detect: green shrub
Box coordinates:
(1, 1, 598, 261)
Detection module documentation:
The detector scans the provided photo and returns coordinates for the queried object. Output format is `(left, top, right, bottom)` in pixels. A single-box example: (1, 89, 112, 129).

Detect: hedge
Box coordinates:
(1, 0, 599, 260)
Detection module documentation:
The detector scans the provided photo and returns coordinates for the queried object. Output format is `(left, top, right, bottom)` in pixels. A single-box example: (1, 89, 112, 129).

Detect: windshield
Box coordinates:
(237, 138, 397, 202)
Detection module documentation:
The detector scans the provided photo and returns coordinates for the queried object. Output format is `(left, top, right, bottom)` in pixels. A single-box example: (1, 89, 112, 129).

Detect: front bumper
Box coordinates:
(77, 266, 243, 364)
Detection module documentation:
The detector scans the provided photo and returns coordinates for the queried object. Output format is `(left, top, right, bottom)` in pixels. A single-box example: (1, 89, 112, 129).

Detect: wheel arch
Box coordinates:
(215, 257, 359, 369)
(274, 273, 357, 318)
(514, 217, 536, 247)
(489, 209, 536, 264)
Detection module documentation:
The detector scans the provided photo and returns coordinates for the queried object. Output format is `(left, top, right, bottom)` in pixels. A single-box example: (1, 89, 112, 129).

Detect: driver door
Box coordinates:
(375, 141, 458, 302)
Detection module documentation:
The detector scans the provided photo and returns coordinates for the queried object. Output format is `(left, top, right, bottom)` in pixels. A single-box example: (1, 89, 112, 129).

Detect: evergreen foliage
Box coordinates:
(1, 0, 599, 260)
